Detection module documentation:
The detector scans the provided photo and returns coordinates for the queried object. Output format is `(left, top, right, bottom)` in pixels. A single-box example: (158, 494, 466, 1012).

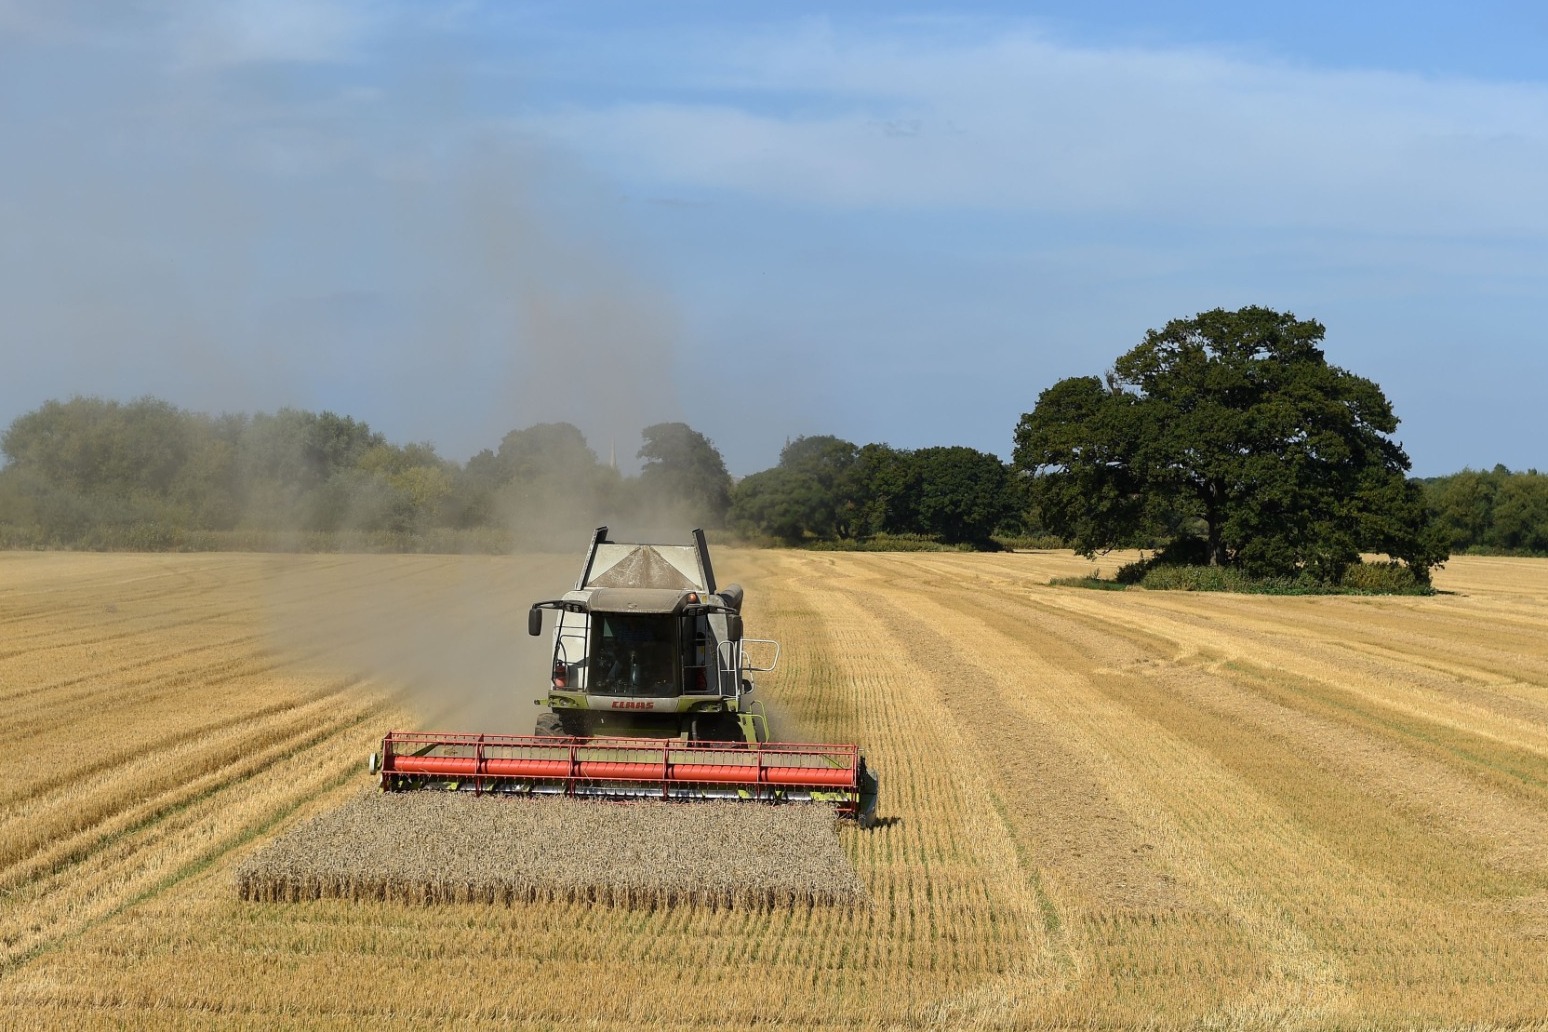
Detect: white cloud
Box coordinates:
(522, 27, 1548, 236)
(162, 0, 381, 67)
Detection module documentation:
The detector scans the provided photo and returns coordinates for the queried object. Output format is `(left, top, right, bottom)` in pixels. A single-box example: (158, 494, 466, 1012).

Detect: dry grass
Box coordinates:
(3, 548, 1548, 1029)
(236, 793, 866, 909)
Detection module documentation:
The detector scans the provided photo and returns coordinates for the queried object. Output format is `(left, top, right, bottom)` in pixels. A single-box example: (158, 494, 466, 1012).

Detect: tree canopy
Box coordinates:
(1425, 466, 1548, 555)
(730, 436, 858, 543)
(637, 422, 734, 526)
(730, 437, 1018, 546)
(1013, 306, 1449, 581)
(0, 398, 731, 548)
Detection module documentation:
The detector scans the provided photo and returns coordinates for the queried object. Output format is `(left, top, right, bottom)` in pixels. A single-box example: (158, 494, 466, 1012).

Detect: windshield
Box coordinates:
(589, 613, 680, 696)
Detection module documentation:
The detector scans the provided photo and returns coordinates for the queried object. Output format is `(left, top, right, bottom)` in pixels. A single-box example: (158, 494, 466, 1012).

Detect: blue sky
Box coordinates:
(2, 2, 1544, 476)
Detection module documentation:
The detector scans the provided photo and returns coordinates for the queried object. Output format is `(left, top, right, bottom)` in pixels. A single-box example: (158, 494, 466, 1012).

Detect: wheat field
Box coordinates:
(236, 793, 867, 909)
(2, 548, 1547, 1029)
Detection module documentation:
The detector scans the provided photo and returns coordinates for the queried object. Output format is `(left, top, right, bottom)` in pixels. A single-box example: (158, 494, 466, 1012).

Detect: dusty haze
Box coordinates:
(260, 529, 763, 735)
(262, 551, 576, 733)
(4, 11, 687, 465)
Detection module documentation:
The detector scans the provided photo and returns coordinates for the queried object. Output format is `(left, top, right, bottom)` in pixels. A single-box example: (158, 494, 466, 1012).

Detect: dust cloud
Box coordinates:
(263, 551, 580, 734)
(249, 129, 688, 728)
(3, 4, 686, 461)
(4, 13, 698, 730)
(447, 143, 686, 463)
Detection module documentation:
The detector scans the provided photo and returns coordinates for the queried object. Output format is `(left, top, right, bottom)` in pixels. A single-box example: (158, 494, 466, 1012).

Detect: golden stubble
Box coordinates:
(1, 549, 1546, 1029)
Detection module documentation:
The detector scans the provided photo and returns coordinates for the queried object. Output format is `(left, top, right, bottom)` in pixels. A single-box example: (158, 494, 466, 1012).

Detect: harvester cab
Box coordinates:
(526, 527, 776, 744)
(371, 527, 879, 825)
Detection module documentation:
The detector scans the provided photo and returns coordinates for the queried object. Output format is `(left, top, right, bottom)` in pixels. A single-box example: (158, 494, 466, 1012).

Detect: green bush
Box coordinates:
(0, 523, 47, 548)
(1138, 564, 1260, 592)
(1115, 560, 1150, 584)
(1338, 560, 1427, 593)
(1137, 561, 1432, 595)
(808, 533, 977, 553)
(1051, 557, 1435, 595)
(992, 533, 1065, 551)
(1047, 575, 1130, 591)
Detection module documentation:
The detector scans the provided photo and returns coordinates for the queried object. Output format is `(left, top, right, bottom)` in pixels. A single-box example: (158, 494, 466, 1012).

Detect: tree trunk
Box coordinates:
(1204, 481, 1228, 566)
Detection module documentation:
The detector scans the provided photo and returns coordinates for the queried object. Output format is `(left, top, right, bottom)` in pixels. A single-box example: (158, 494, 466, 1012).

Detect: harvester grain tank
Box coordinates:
(371, 528, 878, 824)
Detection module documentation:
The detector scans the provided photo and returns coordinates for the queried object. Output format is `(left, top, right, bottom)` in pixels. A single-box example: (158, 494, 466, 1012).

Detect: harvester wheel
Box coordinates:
(534, 713, 566, 737)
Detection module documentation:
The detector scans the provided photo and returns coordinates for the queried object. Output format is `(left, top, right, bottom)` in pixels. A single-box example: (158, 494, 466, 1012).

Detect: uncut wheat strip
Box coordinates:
(0, 719, 375, 974)
(0, 687, 386, 891)
(235, 794, 866, 910)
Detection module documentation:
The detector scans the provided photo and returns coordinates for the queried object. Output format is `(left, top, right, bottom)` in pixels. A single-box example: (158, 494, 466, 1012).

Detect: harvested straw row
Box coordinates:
(236, 792, 867, 910)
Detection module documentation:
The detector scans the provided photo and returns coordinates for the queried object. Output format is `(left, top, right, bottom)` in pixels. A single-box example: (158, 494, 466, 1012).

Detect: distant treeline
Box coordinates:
(0, 396, 1038, 552)
(728, 435, 1034, 548)
(3, 396, 1542, 556)
(0, 397, 734, 551)
(1422, 467, 1548, 556)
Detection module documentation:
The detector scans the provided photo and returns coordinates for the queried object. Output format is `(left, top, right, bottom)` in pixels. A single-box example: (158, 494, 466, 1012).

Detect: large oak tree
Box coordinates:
(1013, 307, 1448, 581)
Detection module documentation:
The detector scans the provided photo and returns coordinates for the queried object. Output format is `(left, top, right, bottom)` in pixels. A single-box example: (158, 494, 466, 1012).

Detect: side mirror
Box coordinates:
(527, 607, 544, 636)
(726, 613, 744, 642)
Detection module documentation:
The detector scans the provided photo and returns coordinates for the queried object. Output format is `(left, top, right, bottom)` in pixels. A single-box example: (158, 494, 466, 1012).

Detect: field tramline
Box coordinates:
(1, 549, 1546, 1028)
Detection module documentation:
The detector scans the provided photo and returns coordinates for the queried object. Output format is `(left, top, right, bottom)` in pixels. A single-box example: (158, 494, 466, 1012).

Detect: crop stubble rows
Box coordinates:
(2, 549, 1547, 1029)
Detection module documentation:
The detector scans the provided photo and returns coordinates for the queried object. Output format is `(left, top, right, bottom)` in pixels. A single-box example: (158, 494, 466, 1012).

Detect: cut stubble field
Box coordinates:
(2, 548, 1547, 1029)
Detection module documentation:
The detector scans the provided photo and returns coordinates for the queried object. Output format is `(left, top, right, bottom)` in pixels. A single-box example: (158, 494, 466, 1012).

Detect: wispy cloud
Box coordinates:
(161, 0, 384, 67)
(0, 0, 393, 66)
(524, 25, 1548, 236)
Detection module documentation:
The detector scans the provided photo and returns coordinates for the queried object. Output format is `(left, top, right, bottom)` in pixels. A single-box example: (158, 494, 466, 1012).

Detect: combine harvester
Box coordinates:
(370, 528, 879, 825)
